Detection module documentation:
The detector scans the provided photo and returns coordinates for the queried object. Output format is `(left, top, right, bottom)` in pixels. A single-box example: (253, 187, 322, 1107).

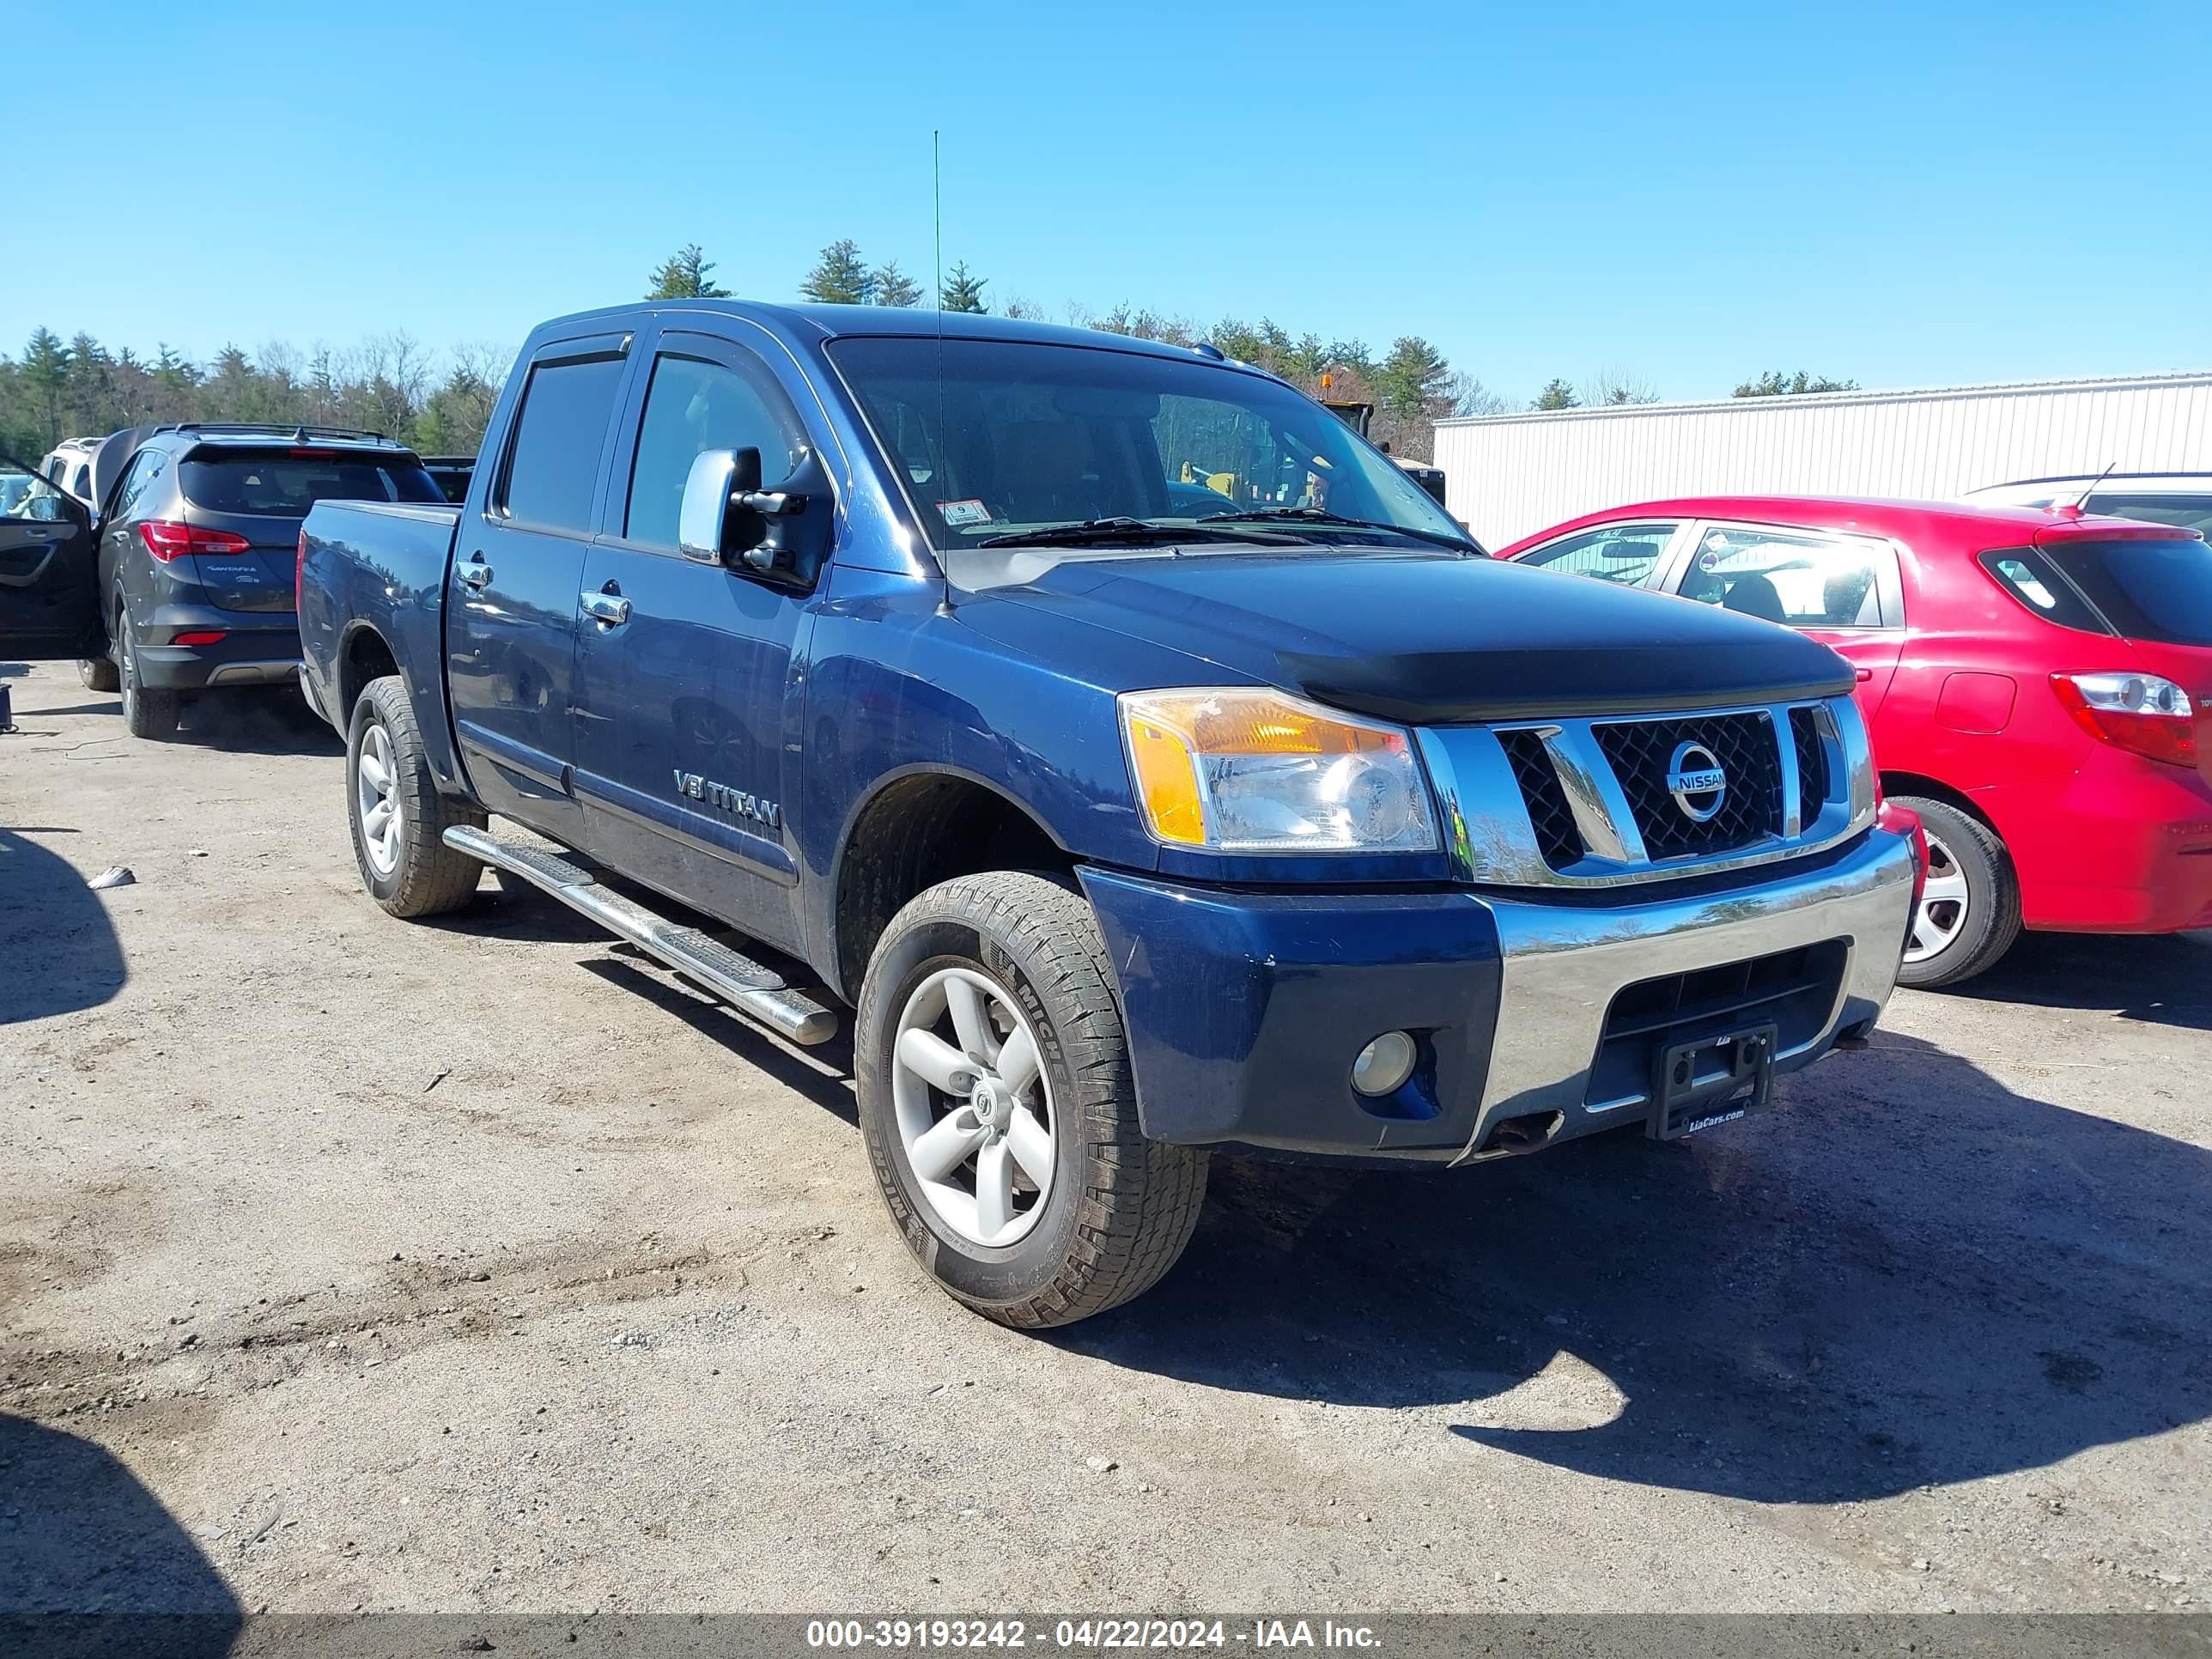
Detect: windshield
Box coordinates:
(826, 336, 1474, 556)
(2041, 537, 2212, 647)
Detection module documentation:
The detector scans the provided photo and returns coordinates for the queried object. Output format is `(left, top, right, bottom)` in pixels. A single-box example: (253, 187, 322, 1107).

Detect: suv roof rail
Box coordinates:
(150, 422, 404, 447)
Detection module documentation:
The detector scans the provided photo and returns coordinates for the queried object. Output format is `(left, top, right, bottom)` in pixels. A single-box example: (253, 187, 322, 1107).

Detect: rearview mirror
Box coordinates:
(678, 447, 830, 585)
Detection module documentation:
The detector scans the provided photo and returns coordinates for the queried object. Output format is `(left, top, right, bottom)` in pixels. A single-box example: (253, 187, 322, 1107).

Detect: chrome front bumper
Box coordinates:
(1451, 826, 1916, 1164)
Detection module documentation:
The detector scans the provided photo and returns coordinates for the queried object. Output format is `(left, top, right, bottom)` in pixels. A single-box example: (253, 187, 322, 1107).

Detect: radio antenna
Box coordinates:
(2068, 460, 2118, 513)
(933, 129, 951, 607)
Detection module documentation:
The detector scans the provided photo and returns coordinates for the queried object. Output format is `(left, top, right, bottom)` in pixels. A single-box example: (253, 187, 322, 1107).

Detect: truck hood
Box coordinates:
(965, 550, 1856, 722)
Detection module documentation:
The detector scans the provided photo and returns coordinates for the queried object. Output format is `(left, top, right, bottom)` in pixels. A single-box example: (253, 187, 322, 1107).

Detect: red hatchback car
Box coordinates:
(1498, 497, 2212, 987)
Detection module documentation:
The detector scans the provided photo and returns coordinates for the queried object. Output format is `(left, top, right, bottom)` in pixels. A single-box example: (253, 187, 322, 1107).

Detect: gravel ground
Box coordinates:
(3, 658, 2209, 1619)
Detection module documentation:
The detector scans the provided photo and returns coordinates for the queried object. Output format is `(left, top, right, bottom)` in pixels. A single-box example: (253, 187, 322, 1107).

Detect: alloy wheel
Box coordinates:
(356, 722, 404, 878)
(890, 966, 1056, 1248)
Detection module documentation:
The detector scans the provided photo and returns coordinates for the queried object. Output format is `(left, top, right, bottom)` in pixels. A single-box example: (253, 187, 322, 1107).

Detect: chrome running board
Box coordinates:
(442, 824, 837, 1047)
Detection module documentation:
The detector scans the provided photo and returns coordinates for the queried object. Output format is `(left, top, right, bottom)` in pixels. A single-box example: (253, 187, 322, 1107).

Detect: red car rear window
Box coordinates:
(2043, 538, 2212, 647)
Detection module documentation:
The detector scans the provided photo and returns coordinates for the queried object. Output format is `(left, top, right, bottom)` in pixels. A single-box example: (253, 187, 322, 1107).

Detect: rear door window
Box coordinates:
(2041, 538, 2212, 646)
(1678, 526, 1897, 627)
(179, 451, 443, 516)
(499, 355, 628, 534)
(113, 450, 167, 520)
(1517, 522, 1678, 585)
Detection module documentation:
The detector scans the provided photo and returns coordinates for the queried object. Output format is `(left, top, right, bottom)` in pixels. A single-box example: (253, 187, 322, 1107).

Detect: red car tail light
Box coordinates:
(172, 629, 229, 647)
(2051, 671, 2199, 768)
(137, 520, 252, 562)
(297, 528, 309, 609)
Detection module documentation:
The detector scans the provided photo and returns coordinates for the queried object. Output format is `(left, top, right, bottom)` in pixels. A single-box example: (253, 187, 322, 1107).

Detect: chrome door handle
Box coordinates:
(456, 558, 494, 590)
(580, 591, 631, 626)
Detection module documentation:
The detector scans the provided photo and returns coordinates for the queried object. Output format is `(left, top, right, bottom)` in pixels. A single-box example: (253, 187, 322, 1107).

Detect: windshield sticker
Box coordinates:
(937, 499, 994, 527)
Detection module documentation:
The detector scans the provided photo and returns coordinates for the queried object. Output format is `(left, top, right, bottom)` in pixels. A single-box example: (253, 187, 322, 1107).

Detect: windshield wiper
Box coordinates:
(1197, 507, 1476, 551)
(976, 516, 1304, 549)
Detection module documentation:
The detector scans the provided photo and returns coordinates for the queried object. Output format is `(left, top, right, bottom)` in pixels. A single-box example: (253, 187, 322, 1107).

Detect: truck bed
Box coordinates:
(296, 497, 464, 774)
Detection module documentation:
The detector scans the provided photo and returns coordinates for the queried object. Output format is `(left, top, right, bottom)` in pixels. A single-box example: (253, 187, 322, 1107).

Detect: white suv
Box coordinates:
(1966, 472, 2212, 534)
(39, 436, 106, 510)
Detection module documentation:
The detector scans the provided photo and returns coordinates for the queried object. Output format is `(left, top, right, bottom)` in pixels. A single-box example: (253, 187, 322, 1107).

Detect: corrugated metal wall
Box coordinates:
(1432, 372, 2212, 548)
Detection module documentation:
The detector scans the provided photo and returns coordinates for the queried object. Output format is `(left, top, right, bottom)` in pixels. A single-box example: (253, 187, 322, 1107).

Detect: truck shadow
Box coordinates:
(1, 673, 338, 757)
(0, 827, 127, 1025)
(1942, 928, 2212, 1031)
(1061, 1031, 2212, 1504)
(428, 876, 862, 1124)
(0, 1414, 240, 1650)
(170, 690, 343, 757)
(580, 956, 859, 1127)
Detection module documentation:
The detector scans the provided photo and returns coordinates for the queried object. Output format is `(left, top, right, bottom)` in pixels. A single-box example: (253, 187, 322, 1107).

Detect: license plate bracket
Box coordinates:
(1649, 1022, 1777, 1139)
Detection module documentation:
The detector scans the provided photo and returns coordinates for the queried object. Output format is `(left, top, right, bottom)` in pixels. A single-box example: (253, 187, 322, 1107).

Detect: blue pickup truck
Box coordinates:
(295, 301, 1920, 1328)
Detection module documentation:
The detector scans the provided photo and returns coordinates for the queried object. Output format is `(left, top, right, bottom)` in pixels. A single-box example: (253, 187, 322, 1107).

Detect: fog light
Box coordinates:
(1351, 1030, 1418, 1097)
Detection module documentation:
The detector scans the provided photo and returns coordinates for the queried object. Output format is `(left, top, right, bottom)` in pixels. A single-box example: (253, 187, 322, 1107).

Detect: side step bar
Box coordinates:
(442, 825, 838, 1047)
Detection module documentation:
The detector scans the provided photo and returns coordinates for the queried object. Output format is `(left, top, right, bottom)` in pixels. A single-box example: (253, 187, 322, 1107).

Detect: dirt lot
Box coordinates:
(3, 656, 2209, 1619)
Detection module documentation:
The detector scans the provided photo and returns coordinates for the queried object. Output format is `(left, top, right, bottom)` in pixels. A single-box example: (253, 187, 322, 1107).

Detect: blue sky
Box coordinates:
(8, 0, 2207, 404)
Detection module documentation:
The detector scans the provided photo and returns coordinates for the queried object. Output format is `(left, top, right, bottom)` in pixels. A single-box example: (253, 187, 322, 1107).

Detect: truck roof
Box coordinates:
(534, 299, 1255, 371)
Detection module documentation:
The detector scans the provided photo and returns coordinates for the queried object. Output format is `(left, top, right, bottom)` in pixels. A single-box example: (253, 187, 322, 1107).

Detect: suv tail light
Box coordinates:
(296, 528, 308, 609)
(138, 520, 252, 562)
(2051, 671, 2199, 768)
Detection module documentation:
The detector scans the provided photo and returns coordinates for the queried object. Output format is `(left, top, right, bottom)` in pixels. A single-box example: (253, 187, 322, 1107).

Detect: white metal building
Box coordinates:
(1432, 370, 2212, 549)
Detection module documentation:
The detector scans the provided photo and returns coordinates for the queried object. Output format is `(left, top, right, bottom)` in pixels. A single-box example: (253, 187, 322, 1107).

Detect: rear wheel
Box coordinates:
(78, 653, 118, 693)
(116, 605, 179, 740)
(1895, 796, 2021, 989)
(346, 674, 486, 918)
(856, 871, 1208, 1328)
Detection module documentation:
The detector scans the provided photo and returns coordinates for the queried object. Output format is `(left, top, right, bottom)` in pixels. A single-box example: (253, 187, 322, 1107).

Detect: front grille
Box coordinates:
(1584, 940, 1848, 1109)
(1497, 728, 1583, 868)
(1593, 711, 1782, 861)
(1789, 707, 1828, 827)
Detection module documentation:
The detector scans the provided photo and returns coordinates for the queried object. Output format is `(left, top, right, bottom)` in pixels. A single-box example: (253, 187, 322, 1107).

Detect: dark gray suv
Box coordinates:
(87, 424, 444, 738)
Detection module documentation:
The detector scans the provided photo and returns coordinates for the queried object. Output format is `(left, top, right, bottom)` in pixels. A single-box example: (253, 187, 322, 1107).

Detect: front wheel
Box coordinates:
(79, 653, 119, 693)
(1894, 795, 2021, 989)
(856, 871, 1208, 1328)
(346, 675, 486, 918)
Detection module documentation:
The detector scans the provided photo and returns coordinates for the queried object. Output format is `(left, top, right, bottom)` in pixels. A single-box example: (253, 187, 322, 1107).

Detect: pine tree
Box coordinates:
(21, 328, 71, 446)
(938, 261, 988, 313)
(870, 261, 922, 307)
(207, 344, 258, 421)
(153, 344, 195, 392)
(646, 243, 732, 300)
(1376, 336, 1450, 418)
(1733, 369, 1857, 398)
(799, 240, 872, 305)
(1532, 378, 1579, 410)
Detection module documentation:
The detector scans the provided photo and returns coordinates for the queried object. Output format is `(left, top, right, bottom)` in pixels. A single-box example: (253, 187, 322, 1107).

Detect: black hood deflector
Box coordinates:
(977, 550, 1856, 722)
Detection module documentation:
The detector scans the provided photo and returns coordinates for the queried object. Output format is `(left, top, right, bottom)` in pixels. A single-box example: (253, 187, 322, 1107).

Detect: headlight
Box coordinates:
(1118, 688, 1440, 853)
